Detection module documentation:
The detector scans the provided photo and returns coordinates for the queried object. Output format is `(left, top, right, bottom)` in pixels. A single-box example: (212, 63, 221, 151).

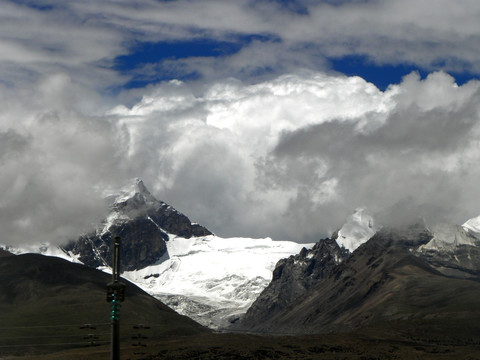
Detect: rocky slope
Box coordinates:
(238, 222, 480, 335)
(242, 238, 349, 327)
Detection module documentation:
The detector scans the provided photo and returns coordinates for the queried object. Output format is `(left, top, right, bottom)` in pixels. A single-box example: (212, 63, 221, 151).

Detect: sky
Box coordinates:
(2, 0, 480, 245)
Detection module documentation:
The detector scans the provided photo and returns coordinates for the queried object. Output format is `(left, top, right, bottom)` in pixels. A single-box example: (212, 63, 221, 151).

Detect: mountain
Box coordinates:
(62, 178, 212, 271)
(238, 221, 480, 337)
(242, 238, 349, 328)
(333, 208, 378, 252)
(3, 179, 310, 330)
(122, 235, 309, 329)
(0, 251, 206, 355)
(238, 208, 378, 329)
(415, 220, 480, 278)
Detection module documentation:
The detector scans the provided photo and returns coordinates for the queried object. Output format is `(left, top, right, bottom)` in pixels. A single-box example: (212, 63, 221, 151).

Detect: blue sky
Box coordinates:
(2, 0, 480, 244)
(115, 39, 479, 91)
(2, 0, 480, 92)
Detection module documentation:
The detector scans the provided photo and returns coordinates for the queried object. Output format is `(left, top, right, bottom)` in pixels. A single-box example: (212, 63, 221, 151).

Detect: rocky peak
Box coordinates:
(111, 179, 157, 212)
(63, 179, 212, 271)
(333, 208, 379, 253)
(240, 237, 349, 328)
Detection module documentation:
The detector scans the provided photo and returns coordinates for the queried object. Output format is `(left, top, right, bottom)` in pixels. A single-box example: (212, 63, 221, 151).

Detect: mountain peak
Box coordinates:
(135, 177, 150, 194)
(64, 179, 212, 271)
(112, 178, 157, 207)
(334, 208, 379, 252)
(463, 215, 480, 235)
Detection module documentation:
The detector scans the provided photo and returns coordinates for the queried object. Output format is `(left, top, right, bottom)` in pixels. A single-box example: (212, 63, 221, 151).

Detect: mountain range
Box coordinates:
(237, 219, 480, 337)
(4, 178, 480, 344)
(2, 179, 310, 329)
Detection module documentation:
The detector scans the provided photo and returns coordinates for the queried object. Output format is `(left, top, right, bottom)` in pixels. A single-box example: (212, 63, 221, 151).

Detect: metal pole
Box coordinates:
(111, 300, 120, 360)
(113, 236, 121, 282)
(107, 236, 125, 360)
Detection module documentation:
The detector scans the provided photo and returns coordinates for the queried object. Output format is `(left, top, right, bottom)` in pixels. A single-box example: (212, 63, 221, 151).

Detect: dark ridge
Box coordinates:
(0, 253, 207, 355)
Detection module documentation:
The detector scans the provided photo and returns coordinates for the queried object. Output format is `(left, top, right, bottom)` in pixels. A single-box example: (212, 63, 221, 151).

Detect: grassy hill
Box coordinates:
(0, 252, 207, 356)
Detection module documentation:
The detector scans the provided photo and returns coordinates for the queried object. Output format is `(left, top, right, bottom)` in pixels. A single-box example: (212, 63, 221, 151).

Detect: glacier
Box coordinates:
(122, 234, 311, 329)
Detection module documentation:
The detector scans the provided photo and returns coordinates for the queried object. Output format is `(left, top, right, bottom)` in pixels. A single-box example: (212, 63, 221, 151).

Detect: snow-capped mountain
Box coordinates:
(414, 219, 480, 277)
(330, 207, 480, 278)
(333, 208, 378, 252)
(2, 179, 310, 329)
(67, 179, 312, 328)
(421, 221, 478, 251)
(238, 222, 480, 335)
(237, 206, 480, 334)
(463, 215, 480, 235)
(61, 178, 212, 271)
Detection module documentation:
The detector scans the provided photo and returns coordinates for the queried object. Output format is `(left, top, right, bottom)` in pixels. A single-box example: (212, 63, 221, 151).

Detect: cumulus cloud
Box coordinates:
(2, 68, 480, 245)
(107, 70, 480, 242)
(0, 73, 127, 245)
(2, 1, 480, 245)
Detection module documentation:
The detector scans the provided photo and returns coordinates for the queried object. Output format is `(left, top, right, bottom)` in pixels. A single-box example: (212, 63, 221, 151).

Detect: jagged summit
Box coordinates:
(111, 178, 157, 206)
(63, 179, 212, 271)
(100, 178, 212, 239)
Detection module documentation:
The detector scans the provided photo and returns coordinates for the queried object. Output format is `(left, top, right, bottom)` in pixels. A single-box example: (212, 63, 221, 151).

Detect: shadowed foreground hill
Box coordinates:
(4, 246, 480, 359)
(0, 252, 206, 355)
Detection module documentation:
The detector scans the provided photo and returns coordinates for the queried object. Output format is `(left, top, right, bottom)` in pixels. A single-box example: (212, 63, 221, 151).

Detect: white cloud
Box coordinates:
(2, 1, 480, 245)
(106, 70, 480, 242)
(0, 73, 126, 246)
(2, 68, 480, 245)
(2, 1, 480, 91)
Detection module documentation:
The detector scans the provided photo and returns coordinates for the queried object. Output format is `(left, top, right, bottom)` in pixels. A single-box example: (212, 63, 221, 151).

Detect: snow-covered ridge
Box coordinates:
(419, 221, 480, 252)
(333, 208, 480, 254)
(335, 208, 378, 252)
(2, 242, 83, 263)
(463, 215, 480, 235)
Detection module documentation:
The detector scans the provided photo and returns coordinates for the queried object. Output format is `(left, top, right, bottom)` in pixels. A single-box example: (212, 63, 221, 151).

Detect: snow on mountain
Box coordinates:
(332, 209, 480, 255)
(122, 234, 312, 329)
(420, 221, 478, 251)
(1, 178, 311, 329)
(4, 242, 83, 263)
(463, 215, 480, 235)
(334, 208, 378, 252)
